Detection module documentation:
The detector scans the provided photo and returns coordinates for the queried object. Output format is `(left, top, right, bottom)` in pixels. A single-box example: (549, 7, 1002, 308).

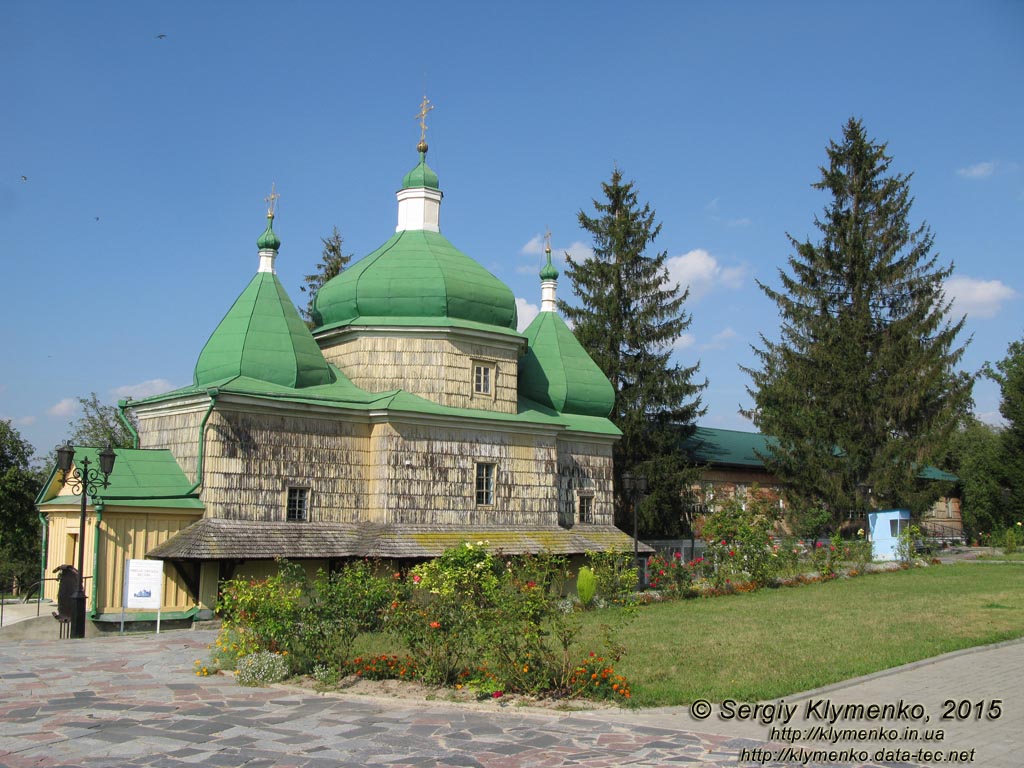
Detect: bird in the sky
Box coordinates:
(155, 33, 167, 39)
(20, 175, 27, 181)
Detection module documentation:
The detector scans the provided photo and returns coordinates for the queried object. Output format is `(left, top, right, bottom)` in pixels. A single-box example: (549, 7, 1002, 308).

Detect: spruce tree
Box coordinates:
(743, 118, 972, 524)
(563, 168, 706, 537)
(301, 226, 351, 326)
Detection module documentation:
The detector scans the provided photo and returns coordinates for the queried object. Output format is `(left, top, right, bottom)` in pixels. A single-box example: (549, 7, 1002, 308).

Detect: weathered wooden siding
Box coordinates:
(135, 406, 206, 482)
(321, 334, 519, 414)
(556, 439, 615, 526)
(369, 421, 560, 526)
(200, 408, 371, 521)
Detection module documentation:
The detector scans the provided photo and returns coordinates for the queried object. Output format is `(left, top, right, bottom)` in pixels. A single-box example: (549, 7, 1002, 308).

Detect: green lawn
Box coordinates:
(605, 563, 1024, 706)
(348, 562, 1024, 707)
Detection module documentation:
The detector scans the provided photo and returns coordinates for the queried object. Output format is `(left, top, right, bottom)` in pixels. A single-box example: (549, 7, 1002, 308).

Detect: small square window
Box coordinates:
(287, 487, 309, 521)
(473, 363, 494, 396)
(475, 463, 496, 505)
(578, 495, 594, 524)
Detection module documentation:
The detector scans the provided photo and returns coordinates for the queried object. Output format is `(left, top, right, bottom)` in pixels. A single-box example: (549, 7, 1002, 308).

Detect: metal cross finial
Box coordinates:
(544, 227, 552, 253)
(415, 95, 434, 143)
(265, 182, 280, 216)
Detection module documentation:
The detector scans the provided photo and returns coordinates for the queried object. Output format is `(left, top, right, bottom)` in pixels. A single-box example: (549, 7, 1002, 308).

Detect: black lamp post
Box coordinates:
(622, 471, 648, 578)
(55, 442, 116, 639)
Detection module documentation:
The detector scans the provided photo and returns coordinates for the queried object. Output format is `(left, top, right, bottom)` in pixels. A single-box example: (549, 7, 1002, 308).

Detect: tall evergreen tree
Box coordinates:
(743, 118, 972, 524)
(300, 226, 351, 326)
(563, 168, 706, 537)
(988, 338, 1024, 523)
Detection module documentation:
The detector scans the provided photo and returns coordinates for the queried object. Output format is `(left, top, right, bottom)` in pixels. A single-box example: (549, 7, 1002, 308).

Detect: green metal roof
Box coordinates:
(132, 364, 620, 437)
(311, 229, 518, 331)
(681, 426, 776, 467)
(401, 150, 439, 190)
(195, 271, 335, 389)
(38, 447, 204, 509)
(519, 311, 615, 417)
(682, 426, 958, 482)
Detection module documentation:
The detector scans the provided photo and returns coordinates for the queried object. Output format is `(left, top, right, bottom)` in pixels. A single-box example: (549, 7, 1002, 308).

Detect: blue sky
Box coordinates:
(4, 1, 1022, 461)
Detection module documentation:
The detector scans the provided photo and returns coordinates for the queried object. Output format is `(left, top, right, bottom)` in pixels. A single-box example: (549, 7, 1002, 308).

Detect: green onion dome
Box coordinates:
(539, 248, 559, 281)
(312, 151, 517, 332)
(256, 212, 281, 251)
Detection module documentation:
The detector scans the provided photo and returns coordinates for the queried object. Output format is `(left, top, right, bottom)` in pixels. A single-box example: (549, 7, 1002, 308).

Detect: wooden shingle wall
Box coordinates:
(135, 407, 205, 482)
(369, 421, 560, 526)
(199, 409, 372, 522)
(556, 439, 615, 526)
(322, 334, 520, 414)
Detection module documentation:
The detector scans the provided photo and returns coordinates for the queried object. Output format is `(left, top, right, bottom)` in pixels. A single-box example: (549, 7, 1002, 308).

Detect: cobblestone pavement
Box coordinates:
(0, 630, 1020, 768)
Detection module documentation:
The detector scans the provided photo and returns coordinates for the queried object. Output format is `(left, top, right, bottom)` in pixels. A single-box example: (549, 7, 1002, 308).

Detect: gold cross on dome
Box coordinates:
(265, 182, 280, 216)
(415, 95, 434, 143)
(544, 227, 552, 252)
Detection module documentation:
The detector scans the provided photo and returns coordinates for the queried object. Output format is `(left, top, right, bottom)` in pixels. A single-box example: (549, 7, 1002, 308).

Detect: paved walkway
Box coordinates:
(0, 628, 1020, 768)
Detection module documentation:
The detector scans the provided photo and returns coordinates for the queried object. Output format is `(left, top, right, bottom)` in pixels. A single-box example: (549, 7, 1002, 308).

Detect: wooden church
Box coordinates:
(36, 129, 639, 628)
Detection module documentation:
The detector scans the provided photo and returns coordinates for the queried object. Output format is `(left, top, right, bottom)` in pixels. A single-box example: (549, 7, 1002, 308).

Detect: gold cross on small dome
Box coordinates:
(265, 182, 280, 216)
(415, 95, 434, 150)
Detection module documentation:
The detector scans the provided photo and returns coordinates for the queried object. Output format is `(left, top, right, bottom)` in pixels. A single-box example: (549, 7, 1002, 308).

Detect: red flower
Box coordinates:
(729, 551, 735, 557)
(492, 691, 503, 698)
(429, 621, 441, 629)
(412, 574, 422, 583)
(673, 552, 682, 559)
(721, 540, 727, 546)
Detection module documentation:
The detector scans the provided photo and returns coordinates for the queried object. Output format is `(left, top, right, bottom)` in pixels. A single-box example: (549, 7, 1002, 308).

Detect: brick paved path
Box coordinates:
(0, 631, 1019, 767)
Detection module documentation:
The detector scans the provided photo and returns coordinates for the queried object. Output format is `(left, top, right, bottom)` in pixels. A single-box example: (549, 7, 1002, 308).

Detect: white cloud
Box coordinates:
(563, 241, 594, 263)
(520, 234, 546, 255)
(674, 333, 696, 350)
(13, 415, 36, 427)
(957, 161, 995, 179)
(727, 217, 752, 228)
(702, 327, 738, 350)
(112, 378, 174, 399)
(945, 276, 1017, 319)
(48, 398, 78, 417)
(516, 298, 539, 332)
(664, 249, 747, 302)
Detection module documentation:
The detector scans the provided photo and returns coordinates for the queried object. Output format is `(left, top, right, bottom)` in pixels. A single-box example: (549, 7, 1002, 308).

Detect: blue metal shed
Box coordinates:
(868, 509, 911, 561)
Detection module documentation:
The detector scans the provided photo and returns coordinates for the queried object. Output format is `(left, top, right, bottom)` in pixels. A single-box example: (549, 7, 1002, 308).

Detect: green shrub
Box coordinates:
(235, 651, 288, 686)
(585, 549, 639, 604)
(1005, 526, 1018, 554)
(576, 566, 597, 607)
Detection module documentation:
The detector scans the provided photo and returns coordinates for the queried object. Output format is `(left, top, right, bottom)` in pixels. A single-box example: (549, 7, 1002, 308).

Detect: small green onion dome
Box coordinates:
(257, 212, 281, 251)
(401, 149, 439, 190)
(539, 249, 559, 281)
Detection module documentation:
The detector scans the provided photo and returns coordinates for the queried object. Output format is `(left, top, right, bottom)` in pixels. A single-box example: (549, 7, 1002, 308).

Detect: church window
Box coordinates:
(475, 463, 496, 505)
(286, 487, 309, 521)
(578, 494, 594, 524)
(473, 362, 495, 397)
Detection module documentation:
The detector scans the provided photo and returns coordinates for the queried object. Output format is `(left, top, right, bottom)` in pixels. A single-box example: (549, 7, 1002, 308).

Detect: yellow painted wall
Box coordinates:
(42, 507, 202, 617)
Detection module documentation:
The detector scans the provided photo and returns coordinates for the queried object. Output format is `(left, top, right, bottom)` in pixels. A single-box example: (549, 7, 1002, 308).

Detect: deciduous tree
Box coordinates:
(66, 392, 136, 449)
(0, 420, 43, 591)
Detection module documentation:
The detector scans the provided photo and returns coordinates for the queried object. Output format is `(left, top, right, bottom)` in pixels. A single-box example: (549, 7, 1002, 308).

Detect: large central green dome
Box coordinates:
(311, 151, 518, 332)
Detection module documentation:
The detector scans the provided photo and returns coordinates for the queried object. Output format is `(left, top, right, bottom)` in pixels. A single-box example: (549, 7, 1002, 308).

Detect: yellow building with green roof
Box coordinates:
(36, 138, 644, 630)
